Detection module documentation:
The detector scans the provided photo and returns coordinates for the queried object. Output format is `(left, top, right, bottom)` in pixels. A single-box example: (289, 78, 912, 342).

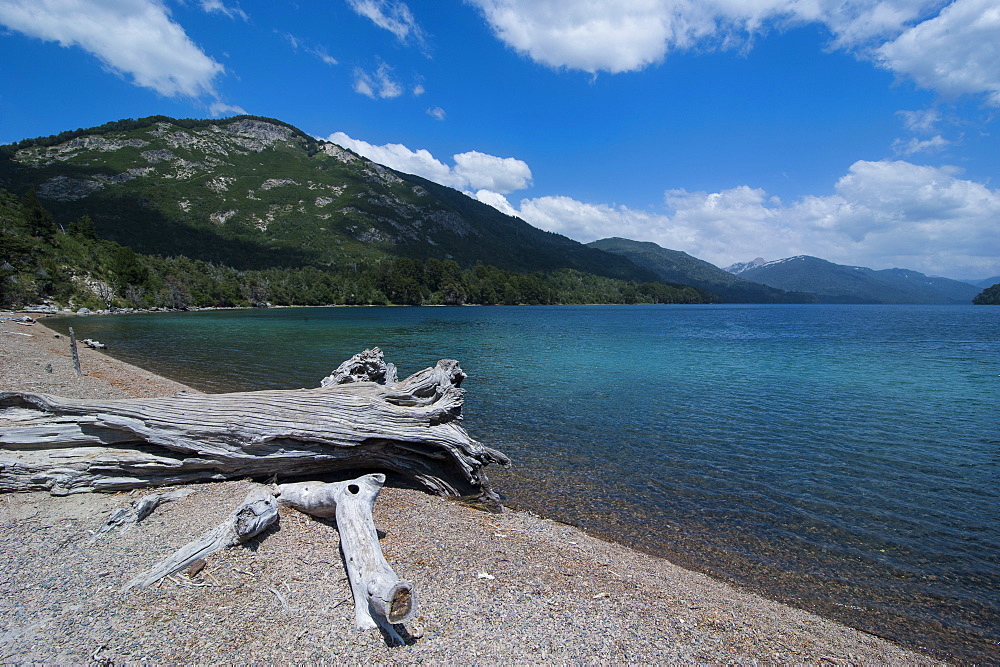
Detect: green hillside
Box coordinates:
(588, 237, 815, 303)
(0, 115, 655, 283)
(0, 187, 709, 310)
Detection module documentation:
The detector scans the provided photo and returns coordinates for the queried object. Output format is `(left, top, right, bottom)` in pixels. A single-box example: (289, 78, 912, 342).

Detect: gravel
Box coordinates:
(0, 314, 935, 663)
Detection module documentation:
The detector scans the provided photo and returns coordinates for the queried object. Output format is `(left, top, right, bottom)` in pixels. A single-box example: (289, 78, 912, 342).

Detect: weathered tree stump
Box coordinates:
(0, 351, 508, 505)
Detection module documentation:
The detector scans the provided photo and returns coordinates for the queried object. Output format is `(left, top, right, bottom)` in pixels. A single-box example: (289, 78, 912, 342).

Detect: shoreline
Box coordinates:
(0, 315, 936, 663)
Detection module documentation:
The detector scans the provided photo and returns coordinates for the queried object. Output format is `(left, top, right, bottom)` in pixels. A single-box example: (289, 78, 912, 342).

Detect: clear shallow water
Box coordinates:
(49, 305, 999, 662)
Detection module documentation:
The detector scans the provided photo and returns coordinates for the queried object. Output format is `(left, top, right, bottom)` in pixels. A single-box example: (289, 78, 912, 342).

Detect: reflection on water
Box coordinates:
(48, 304, 1000, 663)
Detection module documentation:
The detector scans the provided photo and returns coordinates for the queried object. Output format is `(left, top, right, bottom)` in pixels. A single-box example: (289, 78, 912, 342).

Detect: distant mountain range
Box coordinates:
(587, 238, 815, 303)
(958, 276, 1000, 289)
(725, 255, 981, 304)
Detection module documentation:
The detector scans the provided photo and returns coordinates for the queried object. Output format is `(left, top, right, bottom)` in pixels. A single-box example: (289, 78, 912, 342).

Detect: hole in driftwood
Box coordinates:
(389, 586, 413, 623)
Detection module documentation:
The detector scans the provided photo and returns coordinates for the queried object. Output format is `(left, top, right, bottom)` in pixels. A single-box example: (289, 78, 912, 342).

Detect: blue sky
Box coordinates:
(1, 0, 998, 279)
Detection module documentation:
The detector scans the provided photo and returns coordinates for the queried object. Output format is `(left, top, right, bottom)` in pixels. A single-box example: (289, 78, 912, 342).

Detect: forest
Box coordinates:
(0, 188, 711, 310)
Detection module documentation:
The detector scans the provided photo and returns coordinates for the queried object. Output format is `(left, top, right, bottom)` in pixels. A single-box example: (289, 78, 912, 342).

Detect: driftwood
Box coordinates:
(68, 326, 83, 375)
(0, 350, 509, 504)
(321, 348, 398, 386)
(118, 474, 416, 643)
(93, 487, 194, 537)
(2, 349, 500, 645)
(279, 474, 416, 642)
(125, 485, 279, 589)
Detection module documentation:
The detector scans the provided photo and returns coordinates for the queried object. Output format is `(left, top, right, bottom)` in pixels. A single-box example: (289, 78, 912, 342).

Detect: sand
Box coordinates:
(0, 314, 935, 663)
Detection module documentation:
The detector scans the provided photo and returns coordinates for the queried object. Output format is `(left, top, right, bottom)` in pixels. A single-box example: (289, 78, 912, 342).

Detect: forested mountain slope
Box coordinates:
(0, 115, 654, 283)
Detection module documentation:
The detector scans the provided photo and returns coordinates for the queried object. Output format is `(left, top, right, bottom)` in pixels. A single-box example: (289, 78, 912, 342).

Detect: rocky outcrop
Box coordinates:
(260, 178, 299, 190)
(224, 119, 294, 150)
(37, 176, 104, 201)
(321, 143, 359, 163)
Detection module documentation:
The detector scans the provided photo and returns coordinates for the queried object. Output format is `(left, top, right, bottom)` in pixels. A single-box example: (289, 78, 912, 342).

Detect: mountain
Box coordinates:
(587, 238, 816, 303)
(723, 257, 767, 275)
(0, 115, 656, 283)
(726, 255, 981, 304)
(957, 276, 1000, 289)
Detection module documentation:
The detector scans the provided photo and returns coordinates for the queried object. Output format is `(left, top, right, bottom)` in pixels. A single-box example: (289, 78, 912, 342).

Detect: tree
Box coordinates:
(21, 190, 57, 239)
(439, 282, 467, 306)
(376, 258, 428, 305)
(68, 215, 98, 240)
(425, 258, 462, 291)
(93, 280, 115, 308)
(160, 274, 191, 309)
(246, 276, 270, 307)
(110, 245, 149, 290)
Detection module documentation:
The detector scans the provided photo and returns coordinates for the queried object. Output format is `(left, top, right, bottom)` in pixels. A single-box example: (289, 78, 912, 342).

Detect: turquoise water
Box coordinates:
(49, 305, 999, 661)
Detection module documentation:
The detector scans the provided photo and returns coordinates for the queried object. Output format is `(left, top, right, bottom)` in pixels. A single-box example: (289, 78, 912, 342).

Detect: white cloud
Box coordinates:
(467, 0, 1000, 105)
(353, 62, 403, 99)
(208, 101, 247, 116)
(791, 160, 1000, 274)
(280, 32, 338, 65)
(427, 106, 446, 120)
(466, 0, 716, 74)
(473, 190, 519, 216)
(346, 0, 426, 46)
(828, 160, 991, 231)
(200, 0, 248, 21)
(498, 160, 999, 277)
(0, 0, 224, 98)
(807, 0, 940, 47)
(312, 47, 339, 66)
(453, 151, 533, 192)
(877, 0, 1000, 105)
(897, 108, 942, 134)
(515, 195, 669, 241)
(892, 134, 951, 155)
(325, 132, 533, 195)
(327, 131, 456, 185)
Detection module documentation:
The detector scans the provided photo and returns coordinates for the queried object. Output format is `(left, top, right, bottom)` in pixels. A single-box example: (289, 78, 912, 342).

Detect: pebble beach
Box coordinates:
(0, 314, 936, 663)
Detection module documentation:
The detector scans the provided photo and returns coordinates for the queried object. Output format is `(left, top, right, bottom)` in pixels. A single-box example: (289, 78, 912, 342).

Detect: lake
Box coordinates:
(48, 304, 999, 662)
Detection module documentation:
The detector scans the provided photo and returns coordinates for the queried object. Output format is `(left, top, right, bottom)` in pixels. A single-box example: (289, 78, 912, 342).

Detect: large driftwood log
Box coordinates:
(279, 474, 416, 642)
(0, 351, 508, 503)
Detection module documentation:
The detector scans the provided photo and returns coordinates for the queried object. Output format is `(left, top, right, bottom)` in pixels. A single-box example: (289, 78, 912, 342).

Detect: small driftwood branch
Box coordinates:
(0, 349, 509, 504)
(93, 488, 195, 537)
(132, 488, 195, 522)
(279, 474, 415, 641)
(68, 326, 82, 375)
(124, 485, 278, 589)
